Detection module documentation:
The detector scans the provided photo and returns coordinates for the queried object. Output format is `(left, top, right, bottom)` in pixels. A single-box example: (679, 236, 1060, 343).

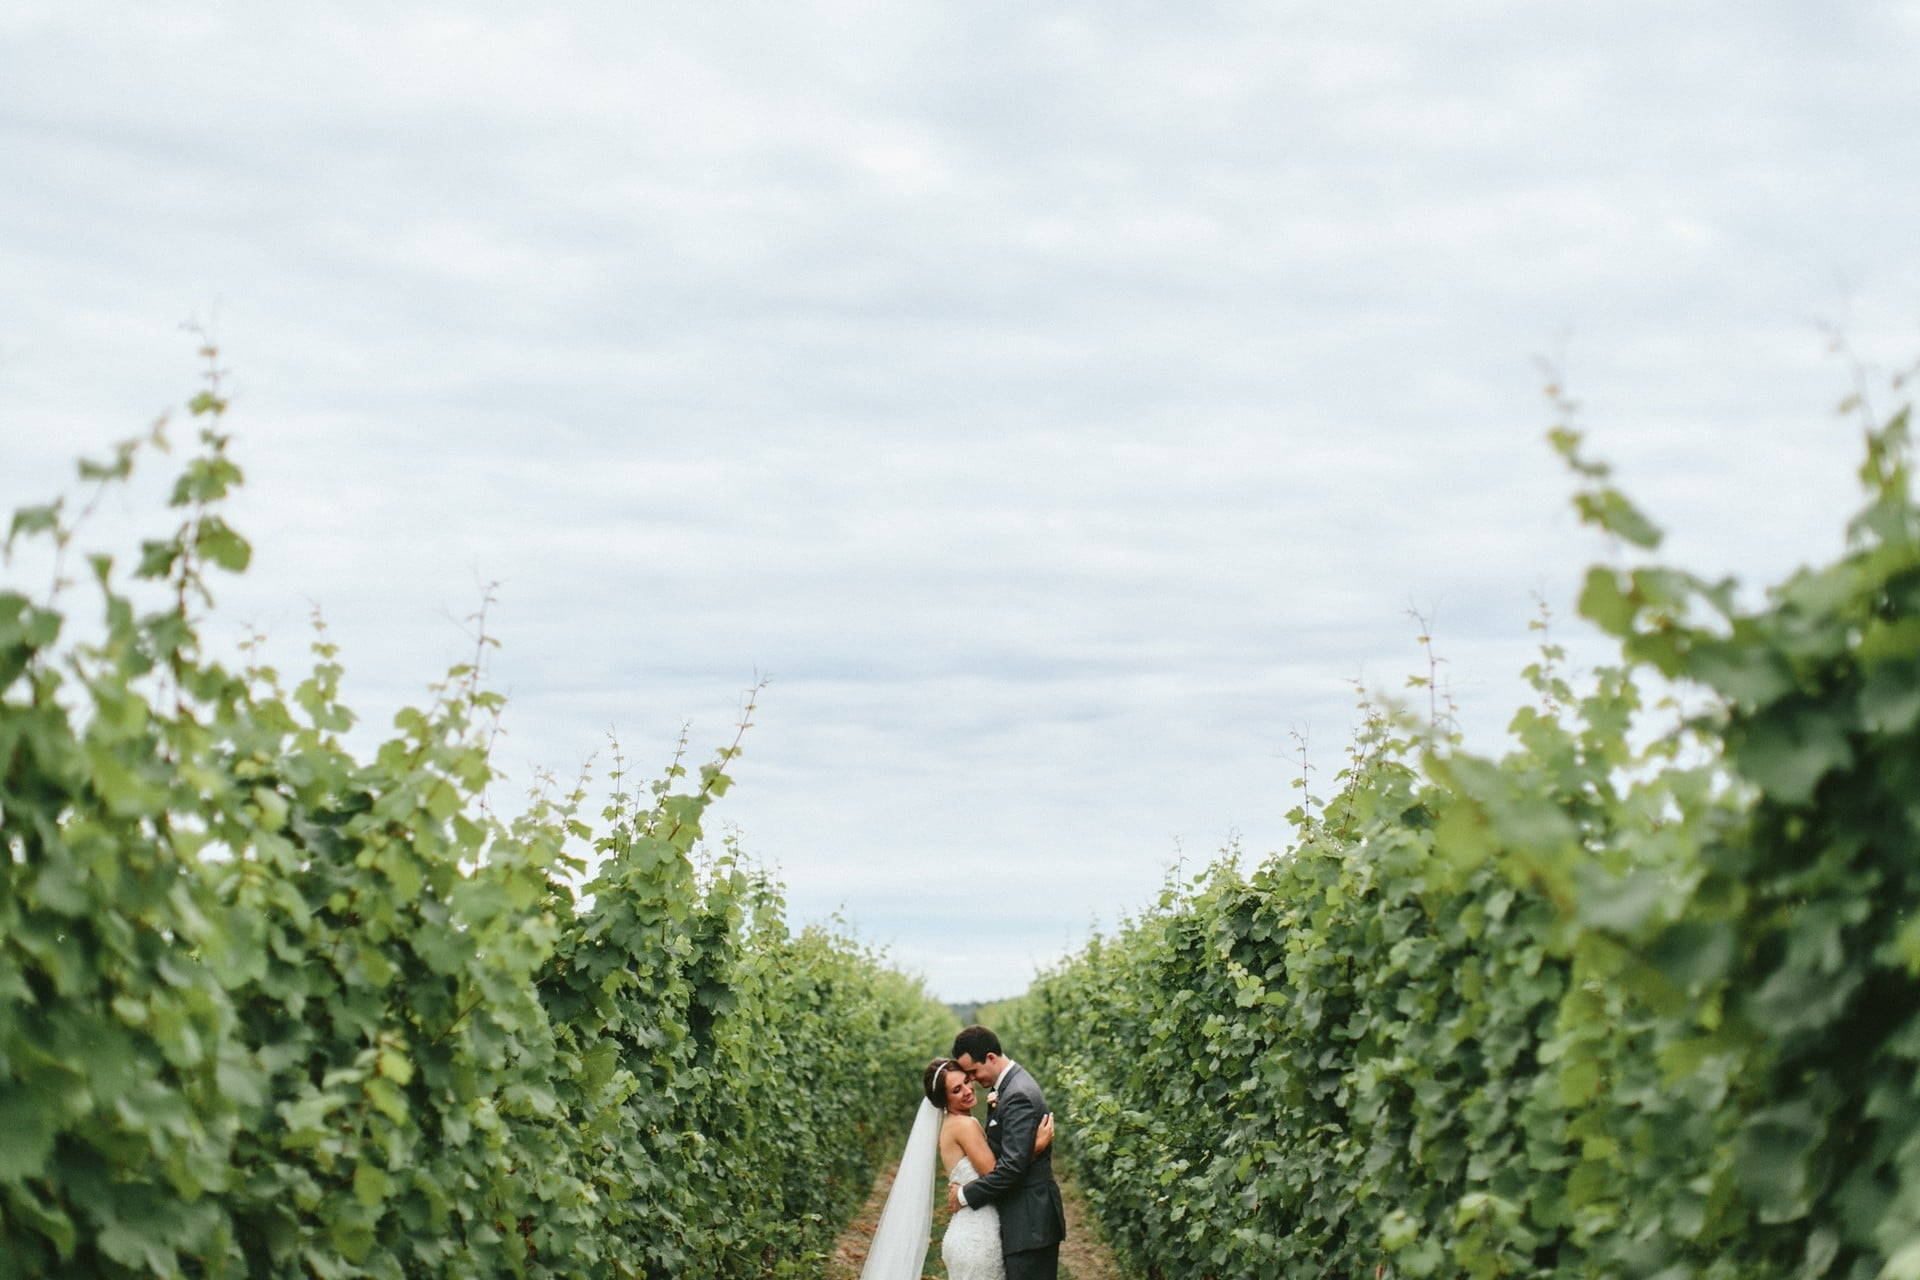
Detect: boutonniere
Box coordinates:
(986, 1090, 999, 1106)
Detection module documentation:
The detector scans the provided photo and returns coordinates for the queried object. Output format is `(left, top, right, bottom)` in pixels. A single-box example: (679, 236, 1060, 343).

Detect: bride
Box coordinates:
(860, 1057, 1055, 1280)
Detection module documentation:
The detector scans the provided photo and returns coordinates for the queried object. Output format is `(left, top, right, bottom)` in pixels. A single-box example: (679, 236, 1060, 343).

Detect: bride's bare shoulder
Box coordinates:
(941, 1111, 994, 1171)
(938, 1112, 982, 1148)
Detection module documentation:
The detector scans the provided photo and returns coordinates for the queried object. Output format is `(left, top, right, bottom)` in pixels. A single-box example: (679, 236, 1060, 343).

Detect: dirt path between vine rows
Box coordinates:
(827, 1159, 1120, 1279)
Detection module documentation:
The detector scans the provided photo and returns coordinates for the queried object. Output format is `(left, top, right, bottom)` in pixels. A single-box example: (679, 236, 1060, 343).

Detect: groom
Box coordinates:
(946, 1025, 1066, 1280)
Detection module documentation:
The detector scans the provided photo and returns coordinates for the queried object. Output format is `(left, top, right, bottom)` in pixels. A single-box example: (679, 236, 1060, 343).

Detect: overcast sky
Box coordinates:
(5, 1, 1918, 1000)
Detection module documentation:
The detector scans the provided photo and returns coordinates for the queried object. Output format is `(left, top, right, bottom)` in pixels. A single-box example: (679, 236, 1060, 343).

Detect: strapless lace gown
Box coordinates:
(943, 1156, 1006, 1280)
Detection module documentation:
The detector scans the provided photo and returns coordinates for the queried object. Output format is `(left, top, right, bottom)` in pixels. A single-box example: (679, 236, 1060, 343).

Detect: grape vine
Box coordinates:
(996, 369, 1920, 1278)
(0, 354, 953, 1279)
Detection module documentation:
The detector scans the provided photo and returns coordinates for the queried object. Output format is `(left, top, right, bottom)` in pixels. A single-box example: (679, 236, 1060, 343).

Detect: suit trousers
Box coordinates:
(1003, 1244, 1060, 1280)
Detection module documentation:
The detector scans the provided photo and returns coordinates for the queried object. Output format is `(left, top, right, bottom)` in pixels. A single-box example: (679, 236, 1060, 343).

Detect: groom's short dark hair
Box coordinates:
(953, 1024, 1001, 1061)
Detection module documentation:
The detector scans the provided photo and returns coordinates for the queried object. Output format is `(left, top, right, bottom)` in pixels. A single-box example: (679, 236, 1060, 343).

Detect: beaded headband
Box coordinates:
(928, 1057, 957, 1101)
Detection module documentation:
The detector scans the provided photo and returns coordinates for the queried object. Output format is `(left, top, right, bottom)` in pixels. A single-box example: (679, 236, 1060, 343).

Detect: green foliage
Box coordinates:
(999, 378, 1920, 1278)
(0, 357, 953, 1278)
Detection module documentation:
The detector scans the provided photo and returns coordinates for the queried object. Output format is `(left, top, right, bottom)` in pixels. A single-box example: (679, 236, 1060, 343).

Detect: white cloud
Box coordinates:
(4, 0, 1918, 998)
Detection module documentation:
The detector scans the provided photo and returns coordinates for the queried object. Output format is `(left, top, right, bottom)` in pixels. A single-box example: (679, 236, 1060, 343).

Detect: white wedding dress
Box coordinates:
(859, 1100, 1011, 1280)
(943, 1156, 1006, 1280)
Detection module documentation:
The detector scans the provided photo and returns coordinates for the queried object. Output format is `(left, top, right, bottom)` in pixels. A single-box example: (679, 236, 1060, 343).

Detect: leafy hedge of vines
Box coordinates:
(997, 376, 1920, 1278)
(0, 359, 953, 1278)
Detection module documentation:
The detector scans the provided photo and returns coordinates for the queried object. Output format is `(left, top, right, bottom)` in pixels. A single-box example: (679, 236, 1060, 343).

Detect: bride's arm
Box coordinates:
(950, 1114, 996, 1174)
(947, 1112, 1050, 1179)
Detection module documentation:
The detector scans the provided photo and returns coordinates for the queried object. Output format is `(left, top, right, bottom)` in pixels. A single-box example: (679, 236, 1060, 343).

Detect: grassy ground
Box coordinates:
(827, 1158, 1120, 1280)
(1053, 1165, 1121, 1280)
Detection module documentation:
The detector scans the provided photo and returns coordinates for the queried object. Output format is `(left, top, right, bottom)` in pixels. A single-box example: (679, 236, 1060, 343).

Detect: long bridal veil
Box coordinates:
(860, 1098, 940, 1280)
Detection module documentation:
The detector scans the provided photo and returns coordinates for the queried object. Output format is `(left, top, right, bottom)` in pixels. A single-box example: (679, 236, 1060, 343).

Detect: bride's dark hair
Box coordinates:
(923, 1057, 960, 1110)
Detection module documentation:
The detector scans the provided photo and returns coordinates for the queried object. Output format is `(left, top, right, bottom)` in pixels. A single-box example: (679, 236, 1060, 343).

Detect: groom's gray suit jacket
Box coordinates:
(959, 1062, 1066, 1255)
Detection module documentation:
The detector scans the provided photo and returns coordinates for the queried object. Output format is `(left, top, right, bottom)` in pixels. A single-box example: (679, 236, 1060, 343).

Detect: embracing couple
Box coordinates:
(860, 1025, 1067, 1280)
